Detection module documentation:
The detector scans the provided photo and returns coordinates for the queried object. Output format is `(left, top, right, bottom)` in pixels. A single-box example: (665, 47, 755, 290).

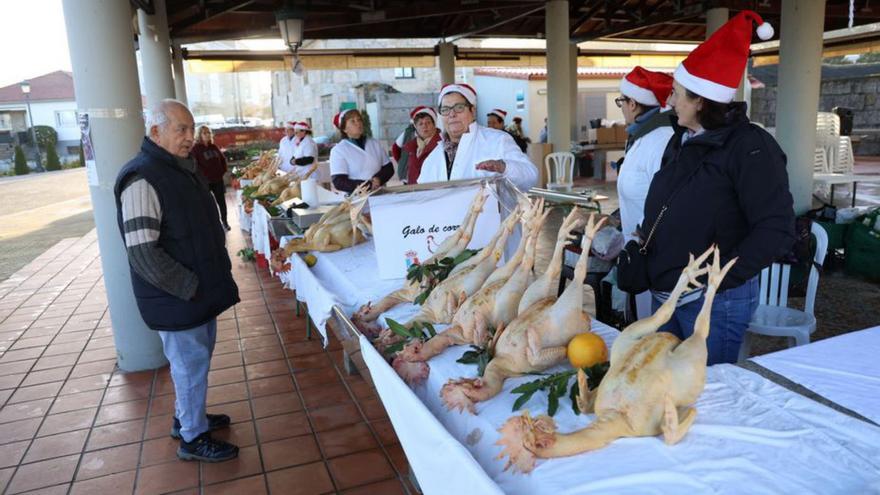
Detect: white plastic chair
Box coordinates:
(738, 222, 829, 362)
(813, 147, 828, 174)
(831, 136, 854, 174)
(544, 152, 575, 191)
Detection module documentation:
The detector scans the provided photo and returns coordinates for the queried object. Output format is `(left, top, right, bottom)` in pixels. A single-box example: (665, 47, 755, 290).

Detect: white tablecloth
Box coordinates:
(284, 241, 405, 345)
(363, 320, 880, 495)
(251, 203, 272, 257)
(236, 189, 251, 232)
(753, 326, 880, 425)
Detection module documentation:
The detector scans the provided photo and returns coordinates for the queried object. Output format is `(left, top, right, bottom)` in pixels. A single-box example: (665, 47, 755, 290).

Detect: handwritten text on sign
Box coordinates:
(369, 185, 501, 279)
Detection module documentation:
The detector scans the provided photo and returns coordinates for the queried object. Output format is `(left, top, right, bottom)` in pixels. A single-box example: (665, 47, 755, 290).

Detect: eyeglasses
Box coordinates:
(614, 96, 630, 108)
(439, 103, 471, 116)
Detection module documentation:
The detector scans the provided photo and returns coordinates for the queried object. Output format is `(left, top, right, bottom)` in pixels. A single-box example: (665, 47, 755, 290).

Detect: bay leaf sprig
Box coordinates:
(510, 362, 610, 416)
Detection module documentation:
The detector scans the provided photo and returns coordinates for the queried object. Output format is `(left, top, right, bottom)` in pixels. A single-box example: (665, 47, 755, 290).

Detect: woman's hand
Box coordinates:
(475, 159, 506, 173)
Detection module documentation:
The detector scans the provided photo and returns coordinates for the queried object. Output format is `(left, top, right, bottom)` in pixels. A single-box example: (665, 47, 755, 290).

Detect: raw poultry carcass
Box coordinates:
(395, 200, 548, 366)
(441, 212, 606, 414)
(270, 164, 320, 206)
(516, 207, 584, 315)
(281, 185, 372, 254)
(240, 151, 278, 181)
(351, 188, 489, 333)
(248, 153, 280, 184)
(255, 174, 294, 197)
(494, 247, 736, 473)
(399, 205, 521, 327)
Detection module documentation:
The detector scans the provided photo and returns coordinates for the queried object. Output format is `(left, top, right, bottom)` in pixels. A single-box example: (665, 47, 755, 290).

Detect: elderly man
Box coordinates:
(114, 99, 240, 462)
(418, 84, 537, 191)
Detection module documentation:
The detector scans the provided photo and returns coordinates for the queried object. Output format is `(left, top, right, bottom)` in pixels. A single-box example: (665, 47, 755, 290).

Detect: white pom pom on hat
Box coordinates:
(756, 21, 774, 41)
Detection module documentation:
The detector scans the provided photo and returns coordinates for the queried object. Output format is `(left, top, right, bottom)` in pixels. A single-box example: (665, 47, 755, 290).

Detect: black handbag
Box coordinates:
(616, 162, 702, 293)
(616, 211, 663, 294)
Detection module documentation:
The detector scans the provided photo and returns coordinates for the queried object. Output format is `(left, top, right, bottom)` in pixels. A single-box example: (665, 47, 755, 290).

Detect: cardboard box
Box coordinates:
(614, 124, 628, 143)
(596, 127, 617, 144)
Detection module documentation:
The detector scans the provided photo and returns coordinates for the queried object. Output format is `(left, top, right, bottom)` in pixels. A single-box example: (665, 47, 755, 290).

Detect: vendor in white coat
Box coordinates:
(615, 66, 675, 319)
(418, 83, 537, 192)
(289, 121, 319, 178)
(277, 121, 297, 173)
(329, 109, 394, 194)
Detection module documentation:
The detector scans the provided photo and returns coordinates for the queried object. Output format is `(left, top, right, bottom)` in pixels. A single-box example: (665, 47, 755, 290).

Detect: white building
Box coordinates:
(0, 71, 80, 157)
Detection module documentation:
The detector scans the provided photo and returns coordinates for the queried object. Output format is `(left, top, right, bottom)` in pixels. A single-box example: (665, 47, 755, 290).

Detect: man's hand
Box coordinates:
(370, 177, 382, 190)
(475, 159, 506, 173)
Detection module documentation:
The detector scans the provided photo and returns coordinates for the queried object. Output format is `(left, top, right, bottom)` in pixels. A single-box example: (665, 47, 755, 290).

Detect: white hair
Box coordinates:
(145, 98, 190, 134)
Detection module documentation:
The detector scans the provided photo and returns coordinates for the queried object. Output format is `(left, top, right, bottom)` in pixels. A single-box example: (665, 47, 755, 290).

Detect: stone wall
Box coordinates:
(751, 75, 880, 155)
(375, 92, 437, 141)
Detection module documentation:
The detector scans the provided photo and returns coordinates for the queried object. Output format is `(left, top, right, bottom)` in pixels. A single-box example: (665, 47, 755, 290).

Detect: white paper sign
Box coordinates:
(369, 185, 501, 279)
(78, 112, 100, 187)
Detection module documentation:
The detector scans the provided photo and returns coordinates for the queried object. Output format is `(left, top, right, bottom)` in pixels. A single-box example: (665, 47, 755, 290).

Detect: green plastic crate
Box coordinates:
(815, 220, 848, 251)
(844, 220, 880, 281)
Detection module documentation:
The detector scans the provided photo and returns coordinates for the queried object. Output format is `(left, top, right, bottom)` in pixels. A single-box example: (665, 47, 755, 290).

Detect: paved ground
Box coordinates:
(0, 201, 413, 495)
(0, 170, 95, 281)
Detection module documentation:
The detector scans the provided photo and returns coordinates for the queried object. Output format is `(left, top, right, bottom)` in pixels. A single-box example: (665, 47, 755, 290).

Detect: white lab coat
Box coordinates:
(290, 135, 319, 177)
(617, 123, 674, 319)
(277, 136, 296, 173)
(329, 138, 389, 181)
(417, 122, 538, 192)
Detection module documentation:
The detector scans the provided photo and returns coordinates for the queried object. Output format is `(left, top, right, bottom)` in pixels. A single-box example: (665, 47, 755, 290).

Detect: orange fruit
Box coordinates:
(567, 332, 608, 368)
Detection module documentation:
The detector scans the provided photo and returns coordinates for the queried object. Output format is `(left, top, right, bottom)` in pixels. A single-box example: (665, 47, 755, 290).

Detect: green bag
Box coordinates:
(844, 210, 880, 281)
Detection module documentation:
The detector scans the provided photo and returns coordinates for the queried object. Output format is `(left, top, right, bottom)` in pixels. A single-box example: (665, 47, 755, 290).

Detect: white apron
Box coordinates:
(617, 123, 674, 319)
(329, 138, 389, 181)
(417, 122, 538, 192)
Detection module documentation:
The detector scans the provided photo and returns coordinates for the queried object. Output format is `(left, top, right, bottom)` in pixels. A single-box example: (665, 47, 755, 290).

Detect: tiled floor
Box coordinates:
(0, 196, 414, 494)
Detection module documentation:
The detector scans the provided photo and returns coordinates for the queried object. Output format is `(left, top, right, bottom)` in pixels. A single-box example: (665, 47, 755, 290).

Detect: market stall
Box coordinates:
(244, 177, 880, 494)
(359, 323, 880, 494)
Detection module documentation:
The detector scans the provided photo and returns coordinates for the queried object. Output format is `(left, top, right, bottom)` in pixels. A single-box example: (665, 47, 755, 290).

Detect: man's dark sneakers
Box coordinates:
(170, 414, 231, 440)
(177, 432, 239, 462)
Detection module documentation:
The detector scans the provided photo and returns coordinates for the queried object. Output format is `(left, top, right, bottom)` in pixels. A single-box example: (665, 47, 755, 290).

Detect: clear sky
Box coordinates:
(0, 0, 72, 87)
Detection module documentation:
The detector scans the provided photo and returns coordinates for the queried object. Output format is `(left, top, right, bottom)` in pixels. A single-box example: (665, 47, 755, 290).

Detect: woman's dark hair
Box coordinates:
(633, 101, 658, 120)
(337, 109, 362, 139)
(685, 88, 729, 130)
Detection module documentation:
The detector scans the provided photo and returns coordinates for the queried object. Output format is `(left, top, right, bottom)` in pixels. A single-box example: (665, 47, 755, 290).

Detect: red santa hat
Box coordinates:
(438, 83, 477, 106)
(293, 121, 311, 131)
(283, 121, 296, 129)
(487, 108, 507, 121)
(410, 106, 437, 123)
(674, 10, 774, 103)
(333, 109, 356, 130)
(619, 67, 673, 107)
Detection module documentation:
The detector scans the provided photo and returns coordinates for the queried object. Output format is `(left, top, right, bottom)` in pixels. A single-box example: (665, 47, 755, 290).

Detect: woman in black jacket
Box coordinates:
(640, 11, 795, 365)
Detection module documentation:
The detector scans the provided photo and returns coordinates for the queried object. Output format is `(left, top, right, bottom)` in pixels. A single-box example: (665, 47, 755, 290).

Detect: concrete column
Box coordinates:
(138, 0, 175, 107)
(569, 43, 579, 141)
(775, 0, 826, 214)
(172, 42, 189, 105)
(62, 0, 166, 370)
(546, 0, 571, 153)
(706, 7, 729, 38)
(438, 42, 455, 85)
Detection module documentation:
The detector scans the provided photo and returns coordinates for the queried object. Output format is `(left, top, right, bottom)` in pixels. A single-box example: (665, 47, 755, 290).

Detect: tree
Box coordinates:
(13, 146, 29, 175)
(45, 145, 61, 171)
(29, 125, 58, 150)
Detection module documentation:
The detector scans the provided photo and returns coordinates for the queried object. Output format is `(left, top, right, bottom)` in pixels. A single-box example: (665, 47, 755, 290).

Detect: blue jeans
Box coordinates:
(158, 319, 217, 442)
(652, 277, 759, 365)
